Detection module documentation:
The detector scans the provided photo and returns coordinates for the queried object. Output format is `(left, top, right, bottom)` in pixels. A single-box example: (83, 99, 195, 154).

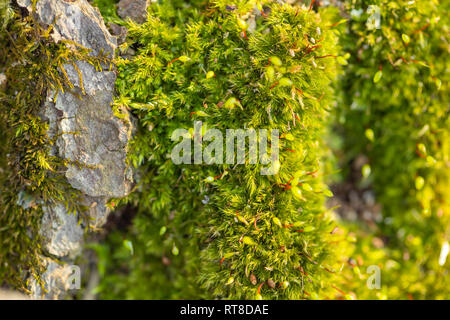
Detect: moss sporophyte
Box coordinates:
(92, 0, 340, 299)
(88, 0, 449, 300)
(170, 121, 281, 175)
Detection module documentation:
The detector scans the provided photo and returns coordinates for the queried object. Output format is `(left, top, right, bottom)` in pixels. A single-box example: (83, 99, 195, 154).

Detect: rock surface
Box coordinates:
(17, 0, 116, 56)
(117, 0, 149, 24)
(16, 0, 134, 299)
(41, 203, 84, 259)
(43, 61, 133, 199)
(29, 257, 81, 300)
(108, 22, 128, 45)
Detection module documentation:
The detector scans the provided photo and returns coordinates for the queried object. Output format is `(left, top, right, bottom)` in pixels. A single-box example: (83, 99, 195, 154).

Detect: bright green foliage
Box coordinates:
(95, 0, 340, 299)
(90, 0, 121, 23)
(0, 2, 111, 291)
(4, 0, 447, 300)
(333, 0, 450, 299)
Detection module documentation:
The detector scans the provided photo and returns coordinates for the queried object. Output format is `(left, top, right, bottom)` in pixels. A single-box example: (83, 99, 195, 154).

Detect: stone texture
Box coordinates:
(29, 257, 80, 300)
(17, 0, 116, 56)
(117, 0, 149, 24)
(17, 0, 134, 299)
(43, 61, 134, 199)
(40, 203, 84, 258)
(108, 22, 127, 45)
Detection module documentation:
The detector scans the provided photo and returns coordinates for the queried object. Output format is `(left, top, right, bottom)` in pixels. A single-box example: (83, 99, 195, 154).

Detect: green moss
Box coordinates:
(4, 0, 446, 300)
(90, 0, 121, 23)
(93, 0, 341, 300)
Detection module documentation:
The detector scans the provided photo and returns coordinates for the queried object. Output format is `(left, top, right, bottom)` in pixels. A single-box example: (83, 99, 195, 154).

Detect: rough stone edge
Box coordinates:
(14, 0, 134, 299)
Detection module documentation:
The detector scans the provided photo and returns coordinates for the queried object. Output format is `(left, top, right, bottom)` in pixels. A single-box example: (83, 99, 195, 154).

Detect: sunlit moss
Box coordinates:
(93, 0, 341, 299)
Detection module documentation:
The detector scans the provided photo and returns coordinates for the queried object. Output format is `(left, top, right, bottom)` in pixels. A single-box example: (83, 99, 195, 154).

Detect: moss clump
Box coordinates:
(92, 0, 341, 299)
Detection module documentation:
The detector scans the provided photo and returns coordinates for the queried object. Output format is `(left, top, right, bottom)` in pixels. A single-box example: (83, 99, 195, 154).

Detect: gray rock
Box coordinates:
(41, 203, 84, 259)
(82, 196, 111, 229)
(29, 257, 81, 300)
(17, 0, 116, 57)
(17, 0, 134, 299)
(43, 61, 134, 199)
(109, 22, 127, 45)
(117, 0, 149, 24)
